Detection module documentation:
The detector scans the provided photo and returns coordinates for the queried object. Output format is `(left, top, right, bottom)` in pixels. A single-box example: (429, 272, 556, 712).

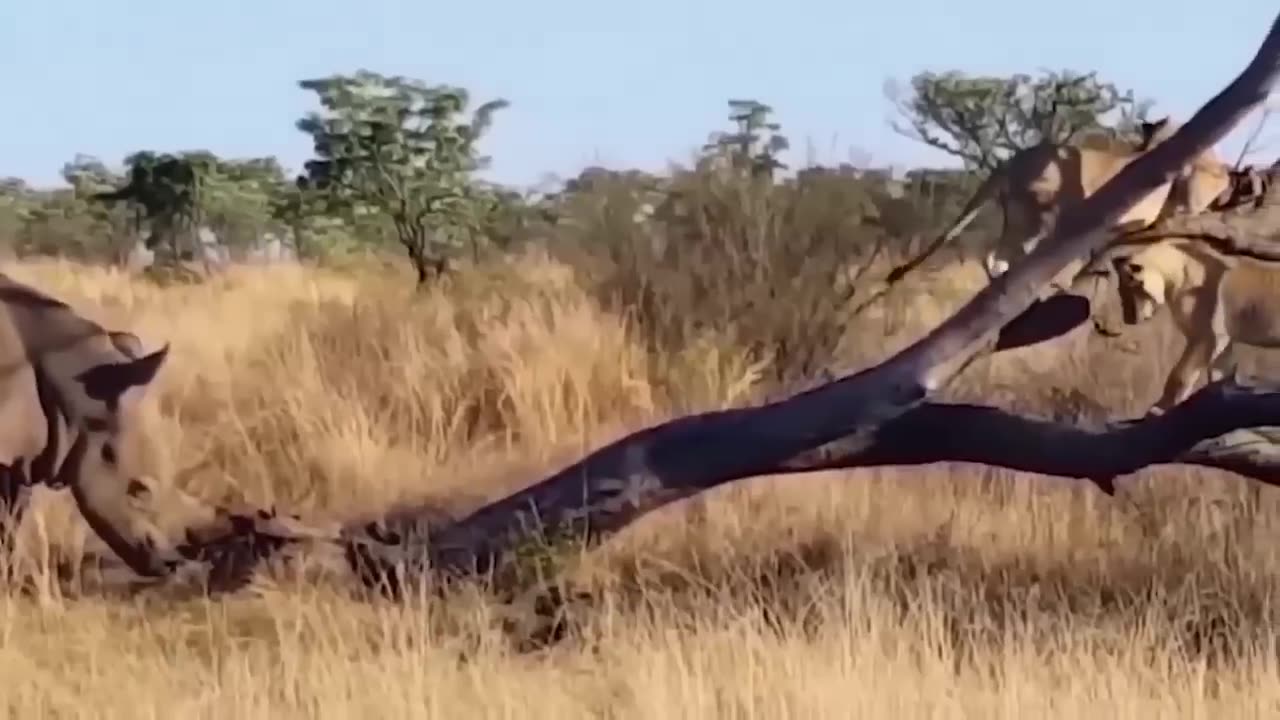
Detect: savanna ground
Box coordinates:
(5, 211, 1280, 717)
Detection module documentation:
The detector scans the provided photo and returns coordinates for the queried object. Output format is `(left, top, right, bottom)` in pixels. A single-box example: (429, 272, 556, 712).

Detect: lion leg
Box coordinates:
(986, 229, 1049, 280)
(1151, 330, 1228, 414)
(984, 197, 1048, 281)
(1165, 178, 1193, 217)
(983, 207, 1014, 280)
(1203, 292, 1236, 386)
(1185, 167, 1232, 216)
(1020, 201, 1058, 268)
(1045, 238, 1096, 294)
(1019, 233, 1043, 258)
(982, 251, 1008, 280)
(1207, 340, 1238, 384)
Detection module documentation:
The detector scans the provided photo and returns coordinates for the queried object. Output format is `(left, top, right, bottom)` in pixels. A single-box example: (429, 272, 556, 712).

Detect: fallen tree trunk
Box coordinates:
(338, 378, 1280, 594)
(323, 14, 1280, 595)
(182, 376, 1280, 595)
(772, 380, 1280, 485)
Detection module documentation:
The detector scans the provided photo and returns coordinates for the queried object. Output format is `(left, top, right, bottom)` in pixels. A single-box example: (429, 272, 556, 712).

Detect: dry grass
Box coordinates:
(4, 248, 1280, 718)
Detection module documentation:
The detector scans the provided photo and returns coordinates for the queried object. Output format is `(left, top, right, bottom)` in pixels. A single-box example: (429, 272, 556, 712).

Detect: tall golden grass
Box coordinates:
(3, 245, 1280, 718)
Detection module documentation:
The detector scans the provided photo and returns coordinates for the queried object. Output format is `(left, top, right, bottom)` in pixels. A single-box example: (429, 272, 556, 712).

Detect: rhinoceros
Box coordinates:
(0, 271, 176, 579)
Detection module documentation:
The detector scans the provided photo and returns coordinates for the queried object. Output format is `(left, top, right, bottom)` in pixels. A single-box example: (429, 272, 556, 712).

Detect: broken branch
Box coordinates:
(340, 378, 1280, 595)
(772, 379, 1280, 486)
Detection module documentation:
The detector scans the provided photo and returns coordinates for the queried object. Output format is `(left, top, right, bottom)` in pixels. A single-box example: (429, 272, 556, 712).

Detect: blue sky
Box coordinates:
(2, 0, 1276, 190)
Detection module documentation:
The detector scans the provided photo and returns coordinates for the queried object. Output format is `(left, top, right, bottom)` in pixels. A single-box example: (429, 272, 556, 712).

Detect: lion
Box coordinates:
(902, 117, 1231, 293)
(1110, 237, 1280, 415)
(1142, 118, 1235, 220)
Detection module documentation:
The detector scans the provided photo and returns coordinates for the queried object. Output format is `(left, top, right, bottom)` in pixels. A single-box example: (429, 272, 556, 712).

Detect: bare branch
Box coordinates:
(888, 116, 989, 169)
(885, 76, 1001, 170)
(336, 378, 1280, 595)
(772, 380, 1280, 489)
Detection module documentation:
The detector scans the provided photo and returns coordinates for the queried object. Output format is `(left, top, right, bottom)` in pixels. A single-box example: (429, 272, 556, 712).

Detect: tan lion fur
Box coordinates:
(925, 116, 1231, 292)
(1113, 238, 1280, 414)
(1133, 117, 1234, 221)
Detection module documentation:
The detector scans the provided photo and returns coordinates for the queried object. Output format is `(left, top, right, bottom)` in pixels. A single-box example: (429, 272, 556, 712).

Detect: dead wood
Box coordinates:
(772, 379, 1280, 488)
(337, 376, 1280, 596)
(127, 371, 1280, 598)
(318, 14, 1280, 596)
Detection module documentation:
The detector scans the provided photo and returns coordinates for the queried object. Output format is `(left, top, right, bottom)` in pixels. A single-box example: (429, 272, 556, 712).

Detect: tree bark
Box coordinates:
(338, 378, 1280, 595)
(179, 376, 1280, 596)
(771, 380, 1280, 486)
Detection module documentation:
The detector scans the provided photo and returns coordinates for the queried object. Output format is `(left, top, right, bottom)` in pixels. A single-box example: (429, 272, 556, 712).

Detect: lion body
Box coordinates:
(1113, 238, 1280, 413)
(932, 117, 1230, 291)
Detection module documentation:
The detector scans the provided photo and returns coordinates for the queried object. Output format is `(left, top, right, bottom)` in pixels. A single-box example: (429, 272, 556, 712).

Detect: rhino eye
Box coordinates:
(101, 444, 117, 464)
(84, 417, 110, 432)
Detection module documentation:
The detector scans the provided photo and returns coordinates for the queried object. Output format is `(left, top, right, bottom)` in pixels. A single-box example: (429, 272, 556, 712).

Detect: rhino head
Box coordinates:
(41, 334, 176, 577)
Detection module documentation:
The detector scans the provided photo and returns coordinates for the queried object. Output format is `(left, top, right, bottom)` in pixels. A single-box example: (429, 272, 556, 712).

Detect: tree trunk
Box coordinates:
(399, 225, 451, 288)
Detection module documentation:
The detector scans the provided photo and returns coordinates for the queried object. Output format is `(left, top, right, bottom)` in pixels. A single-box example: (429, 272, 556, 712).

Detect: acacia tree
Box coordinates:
(701, 98, 790, 178)
(889, 69, 1154, 171)
(293, 70, 509, 285)
(90, 151, 209, 264)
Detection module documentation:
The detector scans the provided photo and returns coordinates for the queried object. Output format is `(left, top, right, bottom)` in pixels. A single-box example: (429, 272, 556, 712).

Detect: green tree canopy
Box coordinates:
(90, 151, 209, 262)
(889, 69, 1154, 171)
(293, 69, 509, 284)
(702, 99, 790, 178)
(198, 155, 291, 250)
(14, 155, 134, 262)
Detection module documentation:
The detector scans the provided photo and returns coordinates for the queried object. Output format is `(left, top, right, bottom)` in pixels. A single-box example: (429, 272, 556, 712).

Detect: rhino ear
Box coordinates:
(74, 344, 170, 405)
(108, 331, 145, 359)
